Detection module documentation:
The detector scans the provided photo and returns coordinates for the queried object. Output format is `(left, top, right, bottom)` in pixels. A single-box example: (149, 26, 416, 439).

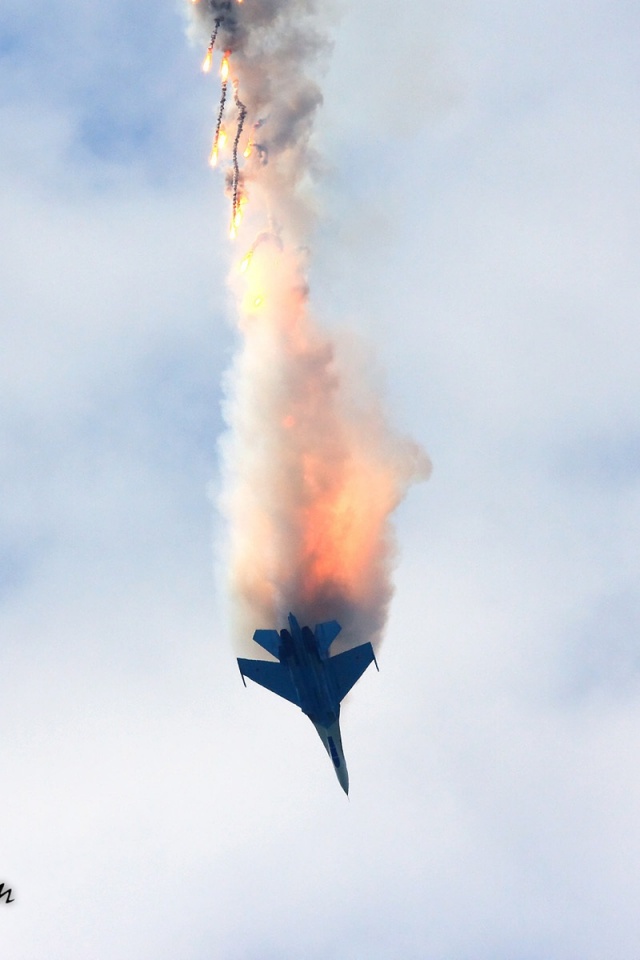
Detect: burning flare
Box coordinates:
(202, 18, 222, 74)
(188, 0, 428, 649)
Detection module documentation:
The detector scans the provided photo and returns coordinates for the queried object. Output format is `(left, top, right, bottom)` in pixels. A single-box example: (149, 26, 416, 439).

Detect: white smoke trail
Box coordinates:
(188, 0, 430, 651)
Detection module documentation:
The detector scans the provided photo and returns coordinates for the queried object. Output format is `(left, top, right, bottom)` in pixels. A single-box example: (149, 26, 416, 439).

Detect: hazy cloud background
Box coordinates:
(1, 0, 639, 957)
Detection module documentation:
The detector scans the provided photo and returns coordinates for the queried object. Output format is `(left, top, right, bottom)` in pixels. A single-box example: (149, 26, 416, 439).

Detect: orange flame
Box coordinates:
(297, 454, 396, 603)
(243, 140, 253, 159)
(209, 146, 218, 168)
(202, 49, 213, 73)
(240, 252, 253, 273)
(220, 54, 230, 83)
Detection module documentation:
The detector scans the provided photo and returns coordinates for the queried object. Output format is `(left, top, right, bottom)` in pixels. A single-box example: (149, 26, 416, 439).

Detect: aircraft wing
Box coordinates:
(237, 658, 301, 707)
(325, 642, 376, 703)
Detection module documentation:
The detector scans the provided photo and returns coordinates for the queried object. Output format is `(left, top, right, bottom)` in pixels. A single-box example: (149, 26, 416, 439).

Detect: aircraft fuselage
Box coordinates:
(237, 612, 377, 793)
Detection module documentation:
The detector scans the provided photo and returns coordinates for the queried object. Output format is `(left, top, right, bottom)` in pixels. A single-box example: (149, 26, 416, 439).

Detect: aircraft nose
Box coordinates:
(336, 764, 349, 795)
(312, 719, 350, 795)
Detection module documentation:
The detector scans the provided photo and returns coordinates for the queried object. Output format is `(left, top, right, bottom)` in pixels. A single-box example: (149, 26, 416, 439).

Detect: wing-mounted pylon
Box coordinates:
(314, 620, 341, 659)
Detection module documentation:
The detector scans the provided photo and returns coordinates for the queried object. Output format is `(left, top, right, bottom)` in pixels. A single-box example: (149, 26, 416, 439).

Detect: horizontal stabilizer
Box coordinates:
(314, 620, 342, 658)
(237, 658, 301, 707)
(326, 642, 376, 703)
(252, 629, 282, 660)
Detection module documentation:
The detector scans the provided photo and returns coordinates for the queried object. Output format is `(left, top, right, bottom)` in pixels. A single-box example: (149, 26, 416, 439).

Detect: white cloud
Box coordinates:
(1, 0, 640, 957)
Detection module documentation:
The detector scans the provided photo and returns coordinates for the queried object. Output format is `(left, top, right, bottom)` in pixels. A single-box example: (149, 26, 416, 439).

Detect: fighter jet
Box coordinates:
(237, 613, 377, 794)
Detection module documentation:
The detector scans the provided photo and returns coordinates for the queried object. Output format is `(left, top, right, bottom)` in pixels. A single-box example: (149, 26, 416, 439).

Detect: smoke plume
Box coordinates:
(188, 0, 429, 651)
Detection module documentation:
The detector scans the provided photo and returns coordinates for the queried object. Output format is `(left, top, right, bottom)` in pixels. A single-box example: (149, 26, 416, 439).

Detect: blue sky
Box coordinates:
(1, 0, 640, 957)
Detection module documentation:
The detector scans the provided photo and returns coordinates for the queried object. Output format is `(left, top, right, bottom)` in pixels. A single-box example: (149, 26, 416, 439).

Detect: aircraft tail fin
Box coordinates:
(314, 620, 342, 658)
(252, 629, 282, 660)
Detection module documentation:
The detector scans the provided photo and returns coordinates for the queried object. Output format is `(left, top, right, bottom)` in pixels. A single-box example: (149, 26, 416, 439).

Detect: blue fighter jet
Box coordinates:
(238, 613, 378, 794)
